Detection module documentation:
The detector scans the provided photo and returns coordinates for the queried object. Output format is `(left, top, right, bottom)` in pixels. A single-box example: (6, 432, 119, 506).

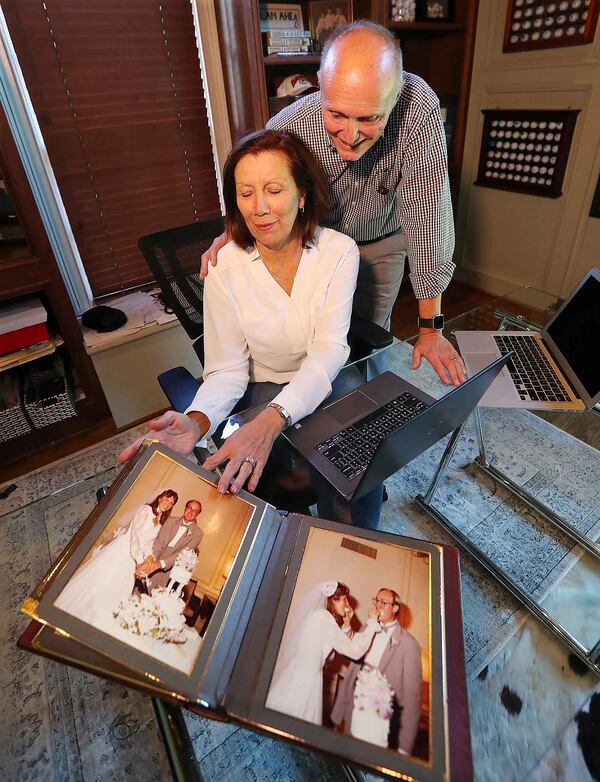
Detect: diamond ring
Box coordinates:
(243, 456, 257, 467)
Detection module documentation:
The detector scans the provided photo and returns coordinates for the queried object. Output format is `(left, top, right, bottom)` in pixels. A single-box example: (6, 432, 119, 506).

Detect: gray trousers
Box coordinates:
(352, 231, 408, 330)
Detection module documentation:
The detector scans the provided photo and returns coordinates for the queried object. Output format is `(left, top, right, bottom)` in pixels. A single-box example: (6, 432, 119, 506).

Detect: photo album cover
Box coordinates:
(20, 441, 472, 781)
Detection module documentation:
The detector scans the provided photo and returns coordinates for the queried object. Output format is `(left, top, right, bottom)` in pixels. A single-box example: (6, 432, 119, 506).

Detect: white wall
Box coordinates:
(455, 1, 600, 298)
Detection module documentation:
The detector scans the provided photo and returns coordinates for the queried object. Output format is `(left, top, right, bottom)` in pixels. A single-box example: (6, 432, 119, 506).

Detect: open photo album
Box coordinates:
(20, 442, 472, 781)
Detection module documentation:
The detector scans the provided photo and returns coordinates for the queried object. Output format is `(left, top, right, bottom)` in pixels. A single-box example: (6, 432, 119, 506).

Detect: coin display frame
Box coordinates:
(475, 109, 579, 197)
(503, 0, 598, 51)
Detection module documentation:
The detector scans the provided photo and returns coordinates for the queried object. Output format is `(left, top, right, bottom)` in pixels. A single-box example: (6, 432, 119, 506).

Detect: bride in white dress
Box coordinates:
(54, 489, 178, 632)
(266, 580, 381, 725)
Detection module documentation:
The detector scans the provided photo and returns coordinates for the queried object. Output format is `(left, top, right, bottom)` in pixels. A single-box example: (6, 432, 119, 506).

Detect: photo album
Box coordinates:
(20, 441, 472, 781)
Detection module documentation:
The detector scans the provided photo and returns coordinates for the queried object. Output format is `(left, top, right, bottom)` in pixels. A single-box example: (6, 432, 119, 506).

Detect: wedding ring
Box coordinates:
(243, 456, 257, 467)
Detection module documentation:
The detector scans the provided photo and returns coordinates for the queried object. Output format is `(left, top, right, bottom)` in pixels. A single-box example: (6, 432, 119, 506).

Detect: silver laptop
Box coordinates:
(455, 267, 600, 411)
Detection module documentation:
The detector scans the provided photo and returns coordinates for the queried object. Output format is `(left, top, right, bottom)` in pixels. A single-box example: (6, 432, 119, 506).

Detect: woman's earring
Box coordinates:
(299, 202, 305, 213)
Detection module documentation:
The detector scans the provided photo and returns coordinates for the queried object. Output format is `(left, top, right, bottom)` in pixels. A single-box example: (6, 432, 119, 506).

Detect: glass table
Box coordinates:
(153, 313, 600, 780)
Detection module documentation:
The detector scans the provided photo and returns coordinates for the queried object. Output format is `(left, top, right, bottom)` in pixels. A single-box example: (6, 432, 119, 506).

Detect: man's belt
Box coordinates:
(357, 228, 402, 247)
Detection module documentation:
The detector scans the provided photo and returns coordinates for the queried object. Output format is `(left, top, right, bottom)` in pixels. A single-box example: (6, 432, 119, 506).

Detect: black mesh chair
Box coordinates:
(138, 219, 393, 416)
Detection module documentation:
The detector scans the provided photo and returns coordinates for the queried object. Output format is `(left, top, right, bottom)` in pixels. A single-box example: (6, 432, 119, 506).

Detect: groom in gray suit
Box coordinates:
(330, 587, 423, 754)
(136, 499, 204, 591)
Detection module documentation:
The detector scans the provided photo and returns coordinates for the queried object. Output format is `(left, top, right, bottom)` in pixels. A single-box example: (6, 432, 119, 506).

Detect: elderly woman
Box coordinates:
(120, 129, 382, 527)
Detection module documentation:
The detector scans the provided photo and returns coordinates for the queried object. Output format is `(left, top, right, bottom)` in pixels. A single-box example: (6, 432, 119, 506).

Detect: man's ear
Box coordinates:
(392, 603, 399, 616)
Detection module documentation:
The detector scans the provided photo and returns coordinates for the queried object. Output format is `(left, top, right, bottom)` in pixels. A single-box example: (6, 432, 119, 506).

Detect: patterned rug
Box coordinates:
(2, 350, 600, 781)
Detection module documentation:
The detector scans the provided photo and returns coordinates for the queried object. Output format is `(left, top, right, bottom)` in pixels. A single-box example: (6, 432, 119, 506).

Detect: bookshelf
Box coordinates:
(214, 0, 479, 203)
(0, 103, 111, 467)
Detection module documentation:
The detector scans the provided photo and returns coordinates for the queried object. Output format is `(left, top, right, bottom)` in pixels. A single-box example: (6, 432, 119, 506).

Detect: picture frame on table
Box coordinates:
(308, 2, 353, 50)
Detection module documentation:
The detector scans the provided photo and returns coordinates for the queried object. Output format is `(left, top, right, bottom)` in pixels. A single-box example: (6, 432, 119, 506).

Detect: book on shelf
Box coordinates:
(0, 297, 49, 356)
(267, 44, 311, 54)
(20, 441, 473, 781)
(263, 29, 311, 41)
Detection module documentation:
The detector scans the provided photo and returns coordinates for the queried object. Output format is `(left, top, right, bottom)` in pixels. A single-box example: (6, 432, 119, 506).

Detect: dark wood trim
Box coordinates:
(452, 0, 479, 205)
(214, 0, 269, 137)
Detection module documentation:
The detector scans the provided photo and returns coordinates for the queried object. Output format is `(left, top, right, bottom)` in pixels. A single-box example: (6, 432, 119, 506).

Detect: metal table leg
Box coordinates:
(153, 699, 204, 782)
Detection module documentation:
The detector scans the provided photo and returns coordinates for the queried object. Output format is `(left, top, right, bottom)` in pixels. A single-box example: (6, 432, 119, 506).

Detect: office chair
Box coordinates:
(138, 218, 394, 417)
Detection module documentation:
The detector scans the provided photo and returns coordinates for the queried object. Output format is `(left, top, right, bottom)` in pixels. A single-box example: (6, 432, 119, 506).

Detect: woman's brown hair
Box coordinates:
(222, 128, 330, 249)
(148, 489, 178, 525)
(326, 581, 350, 626)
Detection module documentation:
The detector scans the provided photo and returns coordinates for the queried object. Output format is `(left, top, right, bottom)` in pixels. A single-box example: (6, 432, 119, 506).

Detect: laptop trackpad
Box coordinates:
(466, 353, 504, 377)
(326, 390, 374, 423)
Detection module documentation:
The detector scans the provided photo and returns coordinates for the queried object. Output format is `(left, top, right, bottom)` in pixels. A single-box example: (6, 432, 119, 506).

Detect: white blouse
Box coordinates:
(186, 227, 360, 437)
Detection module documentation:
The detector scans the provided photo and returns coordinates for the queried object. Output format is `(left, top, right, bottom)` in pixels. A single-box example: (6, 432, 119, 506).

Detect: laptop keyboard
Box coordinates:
(493, 334, 572, 402)
(316, 392, 429, 480)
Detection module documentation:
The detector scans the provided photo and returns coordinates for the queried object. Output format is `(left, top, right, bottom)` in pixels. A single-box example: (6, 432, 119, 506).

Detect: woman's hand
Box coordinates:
(203, 407, 285, 494)
(117, 411, 206, 463)
(368, 608, 381, 622)
(342, 605, 354, 628)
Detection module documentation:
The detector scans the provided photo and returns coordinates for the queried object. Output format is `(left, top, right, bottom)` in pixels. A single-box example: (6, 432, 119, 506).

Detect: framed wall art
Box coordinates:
(474, 109, 579, 198)
(503, 0, 599, 53)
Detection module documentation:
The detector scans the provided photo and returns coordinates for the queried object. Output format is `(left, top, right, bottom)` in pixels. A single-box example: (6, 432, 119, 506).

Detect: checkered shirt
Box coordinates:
(266, 72, 455, 300)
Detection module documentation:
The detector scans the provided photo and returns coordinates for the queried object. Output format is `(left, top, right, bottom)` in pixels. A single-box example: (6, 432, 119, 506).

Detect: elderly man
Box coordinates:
(201, 20, 465, 386)
(330, 587, 423, 754)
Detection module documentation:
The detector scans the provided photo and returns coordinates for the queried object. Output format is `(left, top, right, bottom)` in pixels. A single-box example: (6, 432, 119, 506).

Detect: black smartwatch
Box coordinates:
(417, 314, 444, 331)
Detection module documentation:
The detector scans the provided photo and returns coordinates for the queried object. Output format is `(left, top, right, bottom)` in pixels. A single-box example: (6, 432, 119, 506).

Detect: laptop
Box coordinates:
(455, 267, 600, 411)
(284, 354, 510, 501)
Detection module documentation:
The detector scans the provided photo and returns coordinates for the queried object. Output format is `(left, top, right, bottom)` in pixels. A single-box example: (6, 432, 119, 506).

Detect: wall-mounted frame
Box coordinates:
(474, 109, 579, 199)
(503, 0, 599, 53)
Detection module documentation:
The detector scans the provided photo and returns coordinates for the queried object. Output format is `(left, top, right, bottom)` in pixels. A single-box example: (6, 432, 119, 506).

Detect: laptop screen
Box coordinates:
(545, 273, 600, 401)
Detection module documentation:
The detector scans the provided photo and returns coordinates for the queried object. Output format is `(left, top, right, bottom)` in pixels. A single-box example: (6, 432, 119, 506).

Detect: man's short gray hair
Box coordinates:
(321, 20, 403, 91)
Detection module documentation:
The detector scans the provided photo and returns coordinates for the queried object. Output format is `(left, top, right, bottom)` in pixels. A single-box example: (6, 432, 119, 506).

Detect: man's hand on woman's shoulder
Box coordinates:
(200, 231, 229, 280)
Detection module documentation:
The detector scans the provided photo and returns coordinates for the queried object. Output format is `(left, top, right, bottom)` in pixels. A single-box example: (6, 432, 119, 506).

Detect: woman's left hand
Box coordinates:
(203, 407, 286, 494)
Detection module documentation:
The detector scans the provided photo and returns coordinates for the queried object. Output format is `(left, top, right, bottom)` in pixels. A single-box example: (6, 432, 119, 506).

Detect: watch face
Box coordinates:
(433, 315, 444, 330)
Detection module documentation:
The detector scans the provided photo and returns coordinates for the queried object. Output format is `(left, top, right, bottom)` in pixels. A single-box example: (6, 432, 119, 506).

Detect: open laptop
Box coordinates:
(455, 267, 600, 411)
(284, 354, 509, 501)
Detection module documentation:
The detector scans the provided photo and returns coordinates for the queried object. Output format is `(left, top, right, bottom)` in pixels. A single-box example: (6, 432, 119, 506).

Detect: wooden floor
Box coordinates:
(2, 278, 597, 485)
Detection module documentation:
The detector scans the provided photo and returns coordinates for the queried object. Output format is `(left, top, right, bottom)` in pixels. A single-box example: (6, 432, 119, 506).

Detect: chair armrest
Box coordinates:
(349, 315, 393, 350)
(158, 366, 201, 413)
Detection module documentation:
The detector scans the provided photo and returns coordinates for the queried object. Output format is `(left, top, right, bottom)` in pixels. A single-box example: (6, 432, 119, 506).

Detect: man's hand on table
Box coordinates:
(412, 332, 467, 386)
(199, 231, 229, 279)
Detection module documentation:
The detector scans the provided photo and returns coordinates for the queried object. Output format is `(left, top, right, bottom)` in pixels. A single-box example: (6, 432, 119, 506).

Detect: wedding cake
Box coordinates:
(167, 548, 198, 596)
(113, 587, 188, 644)
(350, 667, 394, 747)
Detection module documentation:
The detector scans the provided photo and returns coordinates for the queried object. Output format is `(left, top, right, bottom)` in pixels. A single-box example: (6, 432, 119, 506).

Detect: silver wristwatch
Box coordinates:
(267, 401, 292, 429)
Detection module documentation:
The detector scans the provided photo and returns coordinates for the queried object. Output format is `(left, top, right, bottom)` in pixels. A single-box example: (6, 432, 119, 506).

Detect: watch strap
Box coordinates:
(417, 314, 444, 331)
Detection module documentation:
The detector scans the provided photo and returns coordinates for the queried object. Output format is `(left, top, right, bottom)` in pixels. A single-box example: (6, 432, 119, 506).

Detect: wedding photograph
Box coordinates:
(265, 527, 432, 761)
(53, 450, 254, 675)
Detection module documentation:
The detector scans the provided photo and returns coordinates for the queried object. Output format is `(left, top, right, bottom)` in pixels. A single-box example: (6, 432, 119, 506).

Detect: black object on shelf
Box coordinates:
(82, 305, 127, 333)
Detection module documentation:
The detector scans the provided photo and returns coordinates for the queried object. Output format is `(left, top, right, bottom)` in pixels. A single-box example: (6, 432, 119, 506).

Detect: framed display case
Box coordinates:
(503, 0, 599, 53)
(474, 109, 579, 198)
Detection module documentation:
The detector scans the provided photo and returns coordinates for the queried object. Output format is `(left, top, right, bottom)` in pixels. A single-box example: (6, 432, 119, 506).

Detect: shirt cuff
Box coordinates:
(160, 560, 166, 569)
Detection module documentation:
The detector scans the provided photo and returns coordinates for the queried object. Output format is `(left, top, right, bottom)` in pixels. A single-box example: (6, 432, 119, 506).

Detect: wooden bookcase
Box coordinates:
(214, 0, 479, 204)
(0, 104, 111, 469)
